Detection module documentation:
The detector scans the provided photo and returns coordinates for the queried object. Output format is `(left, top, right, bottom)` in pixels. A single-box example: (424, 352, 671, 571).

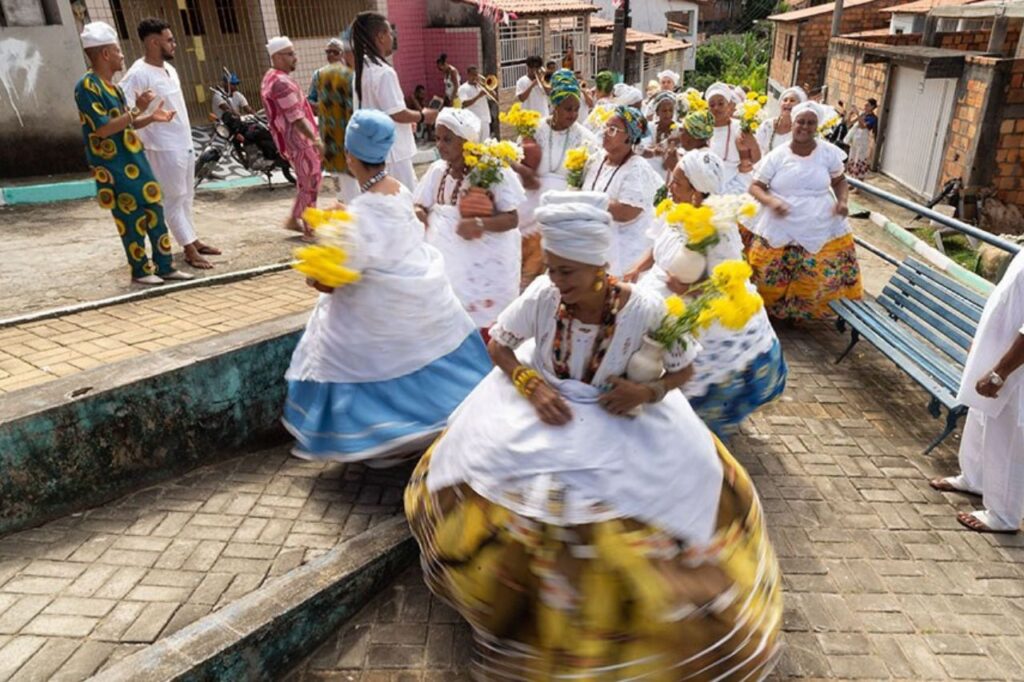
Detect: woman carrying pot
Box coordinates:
(706, 82, 760, 194)
(638, 149, 787, 436)
(413, 108, 525, 334)
(580, 105, 661, 277)
(515, 69, 596, 287)
(756, 86, 807, 155)
(283, 110, 491, 468)
(747, 100, 863, 320)
(405, 190, 783, 681)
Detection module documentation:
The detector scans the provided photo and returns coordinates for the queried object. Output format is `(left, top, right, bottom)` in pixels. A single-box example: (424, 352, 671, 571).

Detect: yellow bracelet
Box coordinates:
(511, 364, 532, 384)
(513, 368, 542, 397)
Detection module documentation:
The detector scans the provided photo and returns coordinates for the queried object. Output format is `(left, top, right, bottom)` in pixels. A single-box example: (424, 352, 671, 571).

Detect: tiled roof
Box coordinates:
(591, 28, 663, 49)
(881, 0, 983, 13)
(590, 16, 615, 30)
(643, 35, 693, 54)
(842, 27, 893, 36)
(455, 0, 599, 16)
(768, 0, 882, 22)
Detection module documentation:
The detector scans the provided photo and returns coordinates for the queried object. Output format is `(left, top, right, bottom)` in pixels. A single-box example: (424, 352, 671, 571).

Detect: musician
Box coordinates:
(458, 66, 493, 139)
(516, 55, 550, 115)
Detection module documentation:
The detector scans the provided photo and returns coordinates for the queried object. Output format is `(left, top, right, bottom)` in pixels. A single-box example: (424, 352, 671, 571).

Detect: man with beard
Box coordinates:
(120, 17, 220, 269)
(261, 36, 323, 237)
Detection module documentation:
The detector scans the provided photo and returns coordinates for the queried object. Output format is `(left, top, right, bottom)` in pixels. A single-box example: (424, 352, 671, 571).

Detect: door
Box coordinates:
(881, 65, 957, 197)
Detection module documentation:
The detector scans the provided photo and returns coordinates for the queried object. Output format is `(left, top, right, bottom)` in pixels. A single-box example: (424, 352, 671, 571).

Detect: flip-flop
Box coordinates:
(929, 476, 981, 496)
(957, 510, 1019, 534)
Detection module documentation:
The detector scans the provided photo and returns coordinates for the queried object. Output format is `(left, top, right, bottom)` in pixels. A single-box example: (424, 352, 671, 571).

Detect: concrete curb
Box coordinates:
(0, 174, 277, 207)
(852, 201, 995, 295)
(0, 312, 307, 535)
(91, 516, 417, 682)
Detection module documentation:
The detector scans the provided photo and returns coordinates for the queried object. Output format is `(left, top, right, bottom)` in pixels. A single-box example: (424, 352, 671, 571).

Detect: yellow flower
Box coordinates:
(740, 202, 757, 219)
(758, 95, 768, 104)
(665, 295, 686, 318)
(711, 259, 753, 293)
(655, 198, 675, 218)
(464, 154, 479, 168)
(564, 147, 589, 172)
(746, 91, 757, 101)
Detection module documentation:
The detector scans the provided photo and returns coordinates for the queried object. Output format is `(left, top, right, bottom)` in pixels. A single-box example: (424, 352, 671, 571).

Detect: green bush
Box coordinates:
(689, 27, 771, 94)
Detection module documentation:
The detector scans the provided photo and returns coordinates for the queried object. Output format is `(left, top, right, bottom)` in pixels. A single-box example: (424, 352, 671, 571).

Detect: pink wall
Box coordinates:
(387, 0, 482, 101)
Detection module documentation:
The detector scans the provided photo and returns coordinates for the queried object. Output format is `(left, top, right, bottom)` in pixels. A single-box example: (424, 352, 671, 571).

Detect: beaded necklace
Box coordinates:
(552, 279, 622, 384)
(588, 153, 632, 194)
(436, 166, 465, 206)
(360, 169, 388, 193)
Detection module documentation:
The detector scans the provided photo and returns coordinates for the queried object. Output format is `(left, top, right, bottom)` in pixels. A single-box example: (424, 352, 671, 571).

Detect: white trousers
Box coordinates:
(146, 148, 197, 248)
(387, 156, 417, 190)
(958, 405, 1024, 528)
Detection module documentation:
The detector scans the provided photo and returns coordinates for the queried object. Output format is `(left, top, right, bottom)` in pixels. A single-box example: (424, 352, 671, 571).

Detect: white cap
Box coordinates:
(436, 107, 482, 143)
(266, 36, 294, 56)
(81, 21, 118, 49)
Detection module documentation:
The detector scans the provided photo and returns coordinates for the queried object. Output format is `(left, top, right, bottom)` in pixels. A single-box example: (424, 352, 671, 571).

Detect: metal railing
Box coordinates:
(847, 177, 1021, 255)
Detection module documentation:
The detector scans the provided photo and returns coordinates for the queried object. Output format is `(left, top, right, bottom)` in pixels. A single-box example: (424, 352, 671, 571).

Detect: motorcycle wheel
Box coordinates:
(281, 164, 296, 185)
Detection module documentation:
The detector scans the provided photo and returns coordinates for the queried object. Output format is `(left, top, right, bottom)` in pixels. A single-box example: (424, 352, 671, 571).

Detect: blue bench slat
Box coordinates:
(893, 265, 983, 326)
(878, 286, 972, 360)
(879, 283, 974, 349)
(905, 258, 987, 309)
(830, 300, 960, 409)
(846, 298, 963, 391)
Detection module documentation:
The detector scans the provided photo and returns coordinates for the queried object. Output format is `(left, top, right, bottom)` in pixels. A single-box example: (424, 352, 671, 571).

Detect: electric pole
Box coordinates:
(610, 0, 630, 80)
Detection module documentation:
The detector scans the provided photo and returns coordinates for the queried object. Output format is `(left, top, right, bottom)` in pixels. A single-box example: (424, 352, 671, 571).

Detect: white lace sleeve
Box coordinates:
(664, 337, 701, 372)
(412, 161, 444, 209)
(490, 277, 549, 349)
(493, 166, 528, 213)
(614, 157, 658, 209)
(823, 141, 848, 177)
(753, 146, 782, 186)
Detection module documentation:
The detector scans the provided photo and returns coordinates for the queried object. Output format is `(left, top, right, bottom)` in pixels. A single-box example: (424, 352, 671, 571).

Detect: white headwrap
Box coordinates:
(326, 37, 344, 50)
(780, 86, 808, 104)
(266, 36, 294, 56)
(80, 22, 118, 48)
(704, 82, 740, 106)
(677, 149, 725, 196)
(612, 83, 644, 106)
(537, 191, 612, 267)
(791, 100, 836, 125)
(436, 107, 482, 143)
(658, 70, 680, 87)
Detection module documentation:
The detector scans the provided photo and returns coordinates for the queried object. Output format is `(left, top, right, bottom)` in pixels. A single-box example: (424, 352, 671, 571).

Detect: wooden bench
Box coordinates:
(830, 257, 987, 454)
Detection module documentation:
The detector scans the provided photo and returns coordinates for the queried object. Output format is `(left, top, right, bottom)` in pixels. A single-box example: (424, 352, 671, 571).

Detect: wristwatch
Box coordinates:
(474, 217, 484, 230)
(988, 371, 1005, 387)
(129, 106, 141, 119)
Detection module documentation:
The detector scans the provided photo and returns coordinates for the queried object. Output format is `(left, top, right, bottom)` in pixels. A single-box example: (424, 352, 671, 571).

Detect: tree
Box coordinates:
(688, 25, 771, 93)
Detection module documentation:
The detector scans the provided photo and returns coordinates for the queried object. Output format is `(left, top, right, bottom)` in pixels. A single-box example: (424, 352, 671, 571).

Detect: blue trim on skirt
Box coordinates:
(687, 340, 788, 438)
(283, 333, 492, 461)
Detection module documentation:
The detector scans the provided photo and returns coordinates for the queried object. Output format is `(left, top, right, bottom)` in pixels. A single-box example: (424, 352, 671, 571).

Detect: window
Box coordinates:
(785, 34, 794, 61)
(215, 0, 239, 34)
(499, 19, 543, 90)
(180, 0, 206, 37)
(110, 0, 130, 39)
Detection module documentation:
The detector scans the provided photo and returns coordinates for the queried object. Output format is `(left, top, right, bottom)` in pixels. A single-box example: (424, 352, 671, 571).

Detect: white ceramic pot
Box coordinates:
(666, 246, 707, 284)
(626, 336, 666, 383)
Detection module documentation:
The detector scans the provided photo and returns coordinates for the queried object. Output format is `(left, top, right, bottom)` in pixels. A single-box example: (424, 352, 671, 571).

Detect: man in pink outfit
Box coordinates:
(261, 36, 323, 236)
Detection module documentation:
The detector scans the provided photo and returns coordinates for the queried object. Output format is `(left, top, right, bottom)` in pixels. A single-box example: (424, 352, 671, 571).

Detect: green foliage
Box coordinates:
(689, 27, 771, 94)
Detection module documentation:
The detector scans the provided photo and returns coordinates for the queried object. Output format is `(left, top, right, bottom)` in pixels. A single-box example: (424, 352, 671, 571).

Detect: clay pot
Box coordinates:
(626, 336, 666, 383)
(521, 136, 542, 170)
(458, 186, 495, 218)
(666, 246, 708, 284)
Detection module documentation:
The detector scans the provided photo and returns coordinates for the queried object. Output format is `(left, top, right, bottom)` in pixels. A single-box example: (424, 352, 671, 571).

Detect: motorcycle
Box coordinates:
(195, 93, 295, 189)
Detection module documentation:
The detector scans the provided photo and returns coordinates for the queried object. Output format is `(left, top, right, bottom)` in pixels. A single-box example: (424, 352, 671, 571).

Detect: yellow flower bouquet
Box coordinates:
(564, 146, 589, 189)
(586, 104, 614, 130)
(740, 92, 765, 134)
(656, 199, 719, 253)
(818, 114, 842, 137)
(460, 139, 523, 217)
(685, 90, 708, 113)
(293, 207, 361, 292)
(499, 103, 542, 138)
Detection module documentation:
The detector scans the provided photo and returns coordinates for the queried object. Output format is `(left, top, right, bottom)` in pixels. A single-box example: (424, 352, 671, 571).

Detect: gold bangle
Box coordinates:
(519, 375, 543, 398)
(513, 368, 541, 397)
(511, 364, 532, 384)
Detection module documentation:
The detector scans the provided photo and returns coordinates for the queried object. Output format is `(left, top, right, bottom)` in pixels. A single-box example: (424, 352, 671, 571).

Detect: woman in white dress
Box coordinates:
(515, 69, 596, 286)
(413, 108, 526, 334)
(580, 105, 660, 277)
(405, 191, 783, 680)
(638, 149, 787, 436)
(706, 82, 760, 194)
(756, 86, 807, 155)
(747, 101, 863, 320)
(283, 110, 491, 467)
(640, 90, 679, 183)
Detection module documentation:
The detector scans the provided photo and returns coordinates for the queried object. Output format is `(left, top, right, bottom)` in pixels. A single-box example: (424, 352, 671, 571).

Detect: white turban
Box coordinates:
(792, 100, 836, 125)
(613, 83, 643, 106)
(80, 22, 118, 48)
(266, 36, 294, 56)
(326, 37, 344, 50)
(677, 149, 725, 196)
(704, 82, 739, 105)
(436, 107, 481, 143)
(780, 86, 808, 104)
(537, 191, 612, 267)
(658, 70, 680, 87)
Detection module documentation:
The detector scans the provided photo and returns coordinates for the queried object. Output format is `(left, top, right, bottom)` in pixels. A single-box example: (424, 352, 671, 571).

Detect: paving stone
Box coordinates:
(49, 640, 115, 681)
(22, 614, 98, 637)
(8, 636, 80, 682)
(119, 602, 179, 643)
(43, 597, 117, 618)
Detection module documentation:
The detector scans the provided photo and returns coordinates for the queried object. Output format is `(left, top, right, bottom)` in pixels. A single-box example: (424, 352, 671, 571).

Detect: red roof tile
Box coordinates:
(769, 0, 882, 22)
(455, 0, 599, 16)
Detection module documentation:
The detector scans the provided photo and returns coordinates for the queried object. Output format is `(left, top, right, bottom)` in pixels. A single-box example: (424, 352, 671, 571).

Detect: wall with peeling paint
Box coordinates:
(0, 1, 88, 178)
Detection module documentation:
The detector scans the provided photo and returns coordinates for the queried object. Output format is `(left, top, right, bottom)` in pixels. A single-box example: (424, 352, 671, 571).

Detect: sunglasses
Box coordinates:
(325, 49, 341, 55)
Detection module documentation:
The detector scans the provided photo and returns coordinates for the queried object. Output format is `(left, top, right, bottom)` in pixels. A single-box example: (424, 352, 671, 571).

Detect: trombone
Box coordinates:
(479, 74, 500, 103)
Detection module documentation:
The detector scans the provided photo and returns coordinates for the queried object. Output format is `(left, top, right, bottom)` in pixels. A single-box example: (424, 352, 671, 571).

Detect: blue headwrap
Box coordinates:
(345, 109, 395, 164)
(223, 72, 240, 85)
(549, 68, 581, 106)
(614, 105, 646, 144)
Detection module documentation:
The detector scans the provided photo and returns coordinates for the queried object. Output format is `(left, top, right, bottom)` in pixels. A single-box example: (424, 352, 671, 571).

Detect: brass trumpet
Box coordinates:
(479, 74, 500, 103)
(535, 72, 551, 89)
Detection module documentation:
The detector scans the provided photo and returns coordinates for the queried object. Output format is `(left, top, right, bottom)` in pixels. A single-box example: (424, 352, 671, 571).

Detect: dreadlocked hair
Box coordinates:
(350, 11, 390, 102)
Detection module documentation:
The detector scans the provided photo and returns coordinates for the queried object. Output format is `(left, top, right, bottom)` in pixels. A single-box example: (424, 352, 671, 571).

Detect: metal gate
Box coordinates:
(880, 65, 957, 197)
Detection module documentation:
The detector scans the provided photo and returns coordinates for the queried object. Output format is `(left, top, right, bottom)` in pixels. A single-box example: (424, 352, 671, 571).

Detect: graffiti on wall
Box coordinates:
(0, 38, 44, 126)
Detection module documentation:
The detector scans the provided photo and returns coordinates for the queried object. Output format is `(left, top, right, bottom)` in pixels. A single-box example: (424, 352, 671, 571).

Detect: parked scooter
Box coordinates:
(195, 93, 295, 188)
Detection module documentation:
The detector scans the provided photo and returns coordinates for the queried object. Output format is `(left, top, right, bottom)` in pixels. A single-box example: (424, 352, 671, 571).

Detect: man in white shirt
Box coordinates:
(212, 72, 253, 117)
(121, 17, 219, 268)
(350, 12, 437, 189)
(457, 66, 492, 139)
(931, 250, 1024, 534)
(515, 55, 550, 116)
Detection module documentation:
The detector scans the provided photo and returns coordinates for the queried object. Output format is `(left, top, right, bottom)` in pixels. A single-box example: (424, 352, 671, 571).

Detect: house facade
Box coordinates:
(589, 0, 699, 69)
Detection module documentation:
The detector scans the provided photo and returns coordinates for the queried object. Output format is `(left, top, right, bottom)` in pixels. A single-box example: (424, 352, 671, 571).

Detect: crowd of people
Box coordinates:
(73, 12, 1024, 678)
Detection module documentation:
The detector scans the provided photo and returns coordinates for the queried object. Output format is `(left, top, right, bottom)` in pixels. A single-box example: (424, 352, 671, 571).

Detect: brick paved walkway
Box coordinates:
(286, 323, 1024, 681)
(0, 445, 408, 680)
(0, 271, 316, 394)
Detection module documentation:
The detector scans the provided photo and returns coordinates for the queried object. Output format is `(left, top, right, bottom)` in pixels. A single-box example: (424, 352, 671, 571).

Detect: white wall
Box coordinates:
(889, 13, 923, 34)
(590, 0, 699, 70)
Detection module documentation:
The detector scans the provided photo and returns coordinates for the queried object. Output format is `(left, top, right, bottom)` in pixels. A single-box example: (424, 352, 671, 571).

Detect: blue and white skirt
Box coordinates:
(283, 333, 492, 467)
(687, 340, 788, 438)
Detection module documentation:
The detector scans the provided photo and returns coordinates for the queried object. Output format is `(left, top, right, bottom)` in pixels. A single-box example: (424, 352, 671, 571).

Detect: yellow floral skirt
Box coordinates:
(746, 232, 863, 321)
(404, 436, 783, 681)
